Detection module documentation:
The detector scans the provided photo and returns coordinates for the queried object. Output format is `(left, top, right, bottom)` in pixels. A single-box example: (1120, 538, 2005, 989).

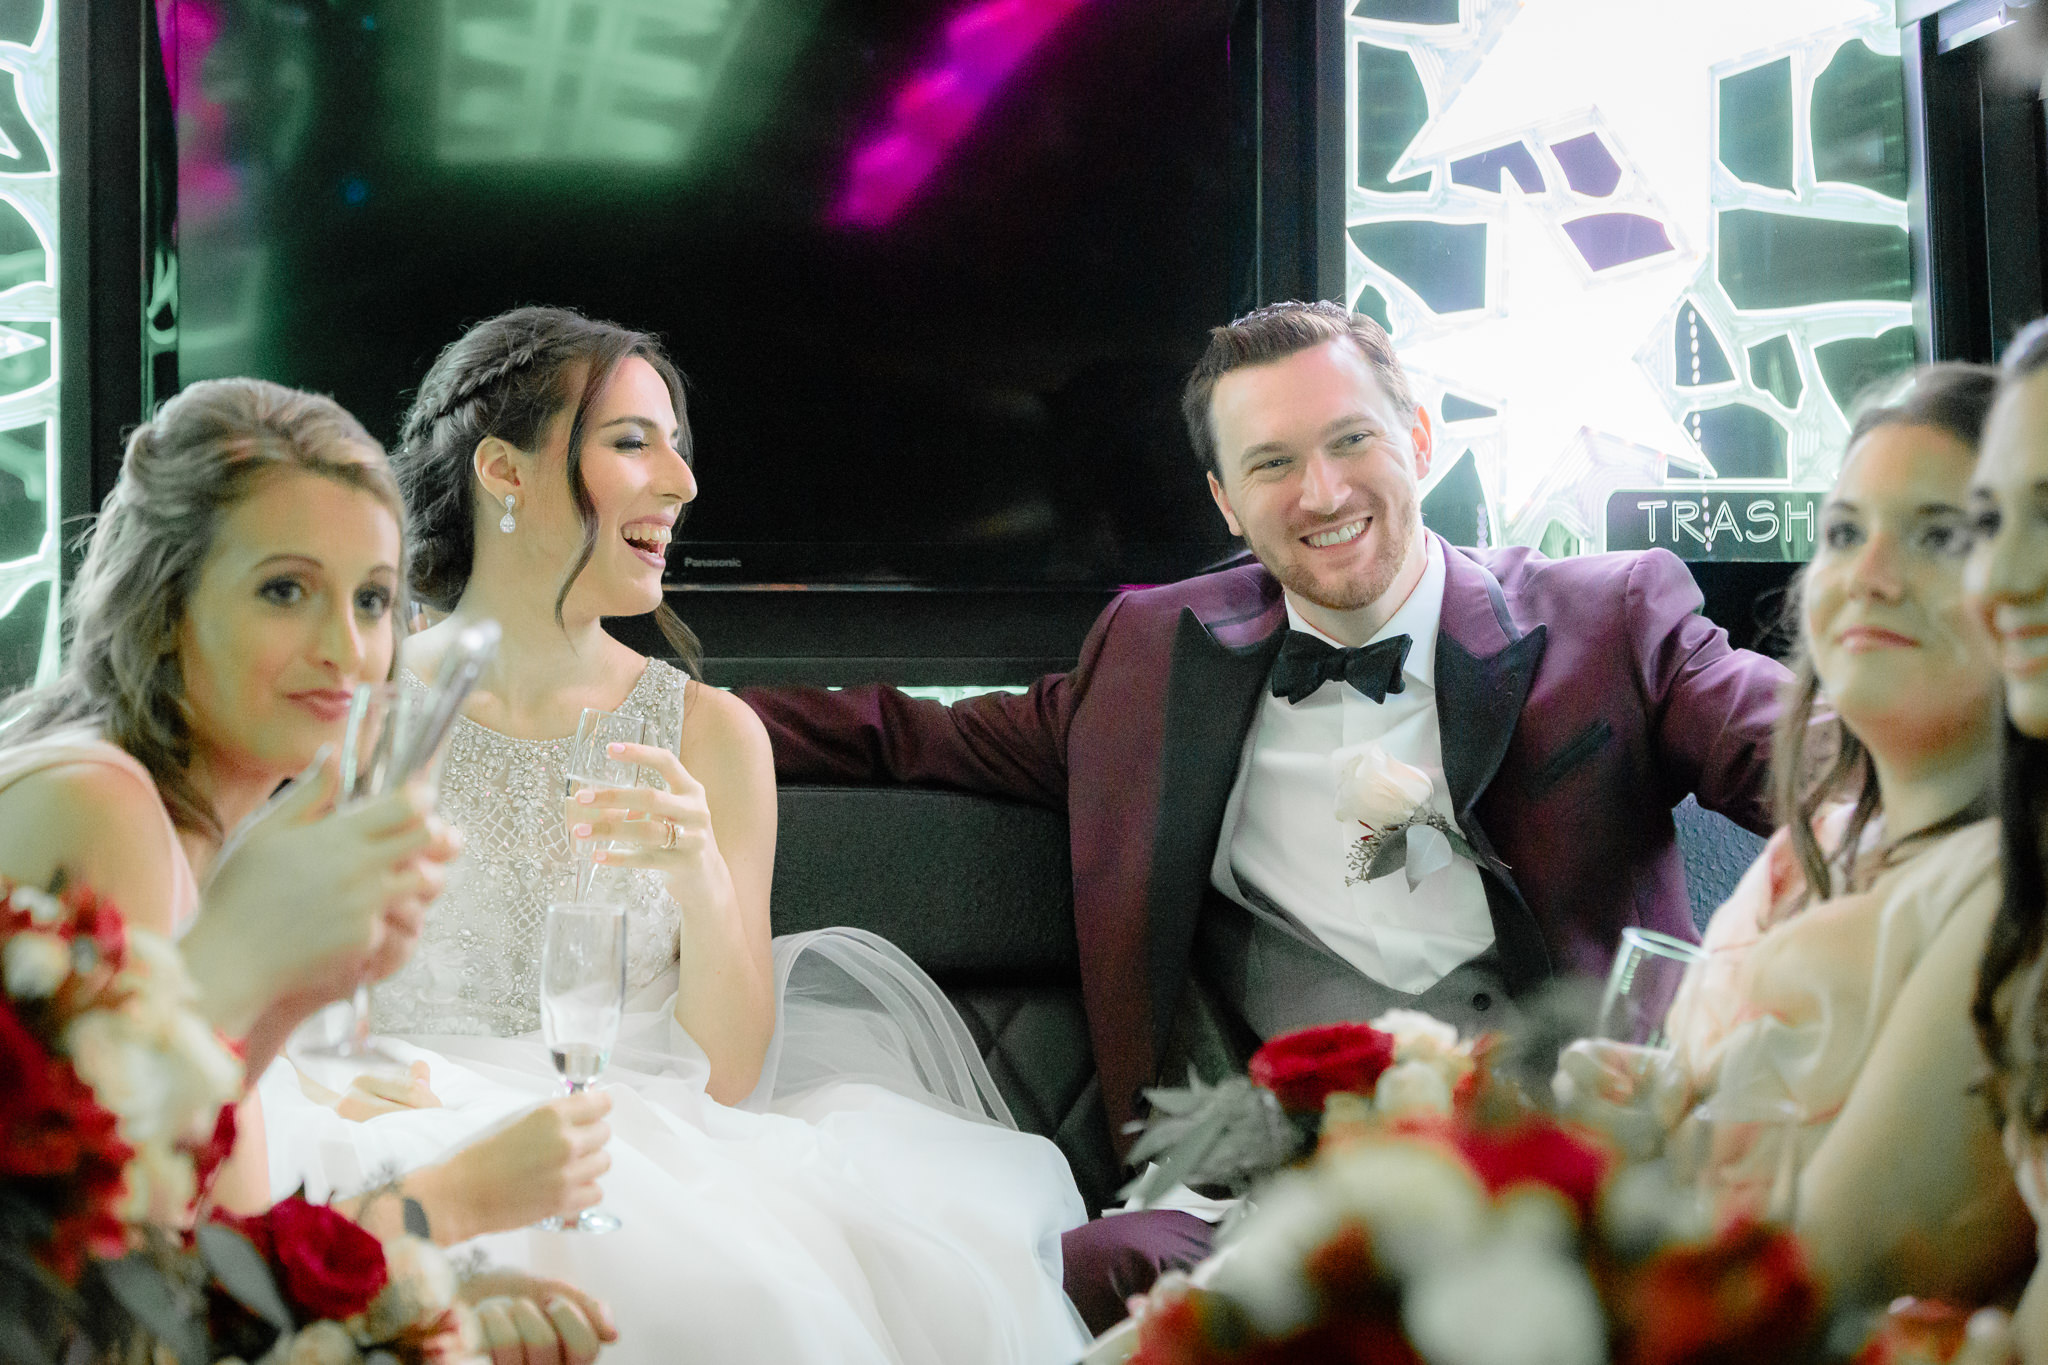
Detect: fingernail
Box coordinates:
(607, 742, 624, 754)
(572, 823, 592, 838)
(576, 790, 595, 804)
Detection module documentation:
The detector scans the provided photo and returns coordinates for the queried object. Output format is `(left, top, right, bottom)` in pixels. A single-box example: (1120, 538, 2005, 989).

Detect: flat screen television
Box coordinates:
(169, 0, 1246, 589)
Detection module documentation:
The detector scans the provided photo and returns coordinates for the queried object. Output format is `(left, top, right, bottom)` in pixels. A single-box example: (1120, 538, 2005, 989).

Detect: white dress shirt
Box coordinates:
(1209, 535, 1496, 994)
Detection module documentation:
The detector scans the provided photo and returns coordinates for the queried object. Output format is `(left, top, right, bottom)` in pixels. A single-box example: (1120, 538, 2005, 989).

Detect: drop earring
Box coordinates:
(499, 494, 517, 534)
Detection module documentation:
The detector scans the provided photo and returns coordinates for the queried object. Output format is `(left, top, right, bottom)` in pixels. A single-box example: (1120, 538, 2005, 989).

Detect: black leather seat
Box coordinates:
(769, 785, 1767, 1214)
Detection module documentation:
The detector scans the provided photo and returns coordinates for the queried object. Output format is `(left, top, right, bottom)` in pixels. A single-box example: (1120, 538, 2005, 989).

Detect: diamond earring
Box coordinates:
(499, 494, 517, 534)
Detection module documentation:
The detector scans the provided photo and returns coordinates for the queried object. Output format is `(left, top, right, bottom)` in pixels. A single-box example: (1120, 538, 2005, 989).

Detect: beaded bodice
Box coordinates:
(369, 659, 688, 1036)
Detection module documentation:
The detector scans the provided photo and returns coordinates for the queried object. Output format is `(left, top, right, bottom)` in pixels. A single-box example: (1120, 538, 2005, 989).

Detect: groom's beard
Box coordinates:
(1253, 494, 1423, 618)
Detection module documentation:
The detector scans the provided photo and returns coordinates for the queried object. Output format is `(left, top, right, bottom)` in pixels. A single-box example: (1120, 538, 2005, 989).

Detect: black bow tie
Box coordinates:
(1269, 631, 1412, 704)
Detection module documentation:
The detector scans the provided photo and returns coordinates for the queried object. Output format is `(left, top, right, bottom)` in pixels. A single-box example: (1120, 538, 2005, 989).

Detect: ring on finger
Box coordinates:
(661, 818, 679, 850)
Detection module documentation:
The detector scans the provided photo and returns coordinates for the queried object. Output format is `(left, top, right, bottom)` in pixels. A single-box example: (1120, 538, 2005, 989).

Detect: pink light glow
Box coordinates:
(831, 0, 1091, 228)
(156, 0, 241, 216)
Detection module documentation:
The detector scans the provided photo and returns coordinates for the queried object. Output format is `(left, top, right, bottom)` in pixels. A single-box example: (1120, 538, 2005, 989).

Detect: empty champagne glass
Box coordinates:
(1672, 1094, 1804, 1228)
(565, 708, 646, 896)
(1594, 927, 1706, 1049)
(289, 683, 436, 1078)
(536, 897, 626, 1234)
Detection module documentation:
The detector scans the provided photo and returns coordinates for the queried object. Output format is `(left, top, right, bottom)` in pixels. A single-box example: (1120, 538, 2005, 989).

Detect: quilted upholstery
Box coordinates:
(1675, 795, 1767, 931)
(771, 786, 1117, 1212)
(771, 784, 1769, 1213)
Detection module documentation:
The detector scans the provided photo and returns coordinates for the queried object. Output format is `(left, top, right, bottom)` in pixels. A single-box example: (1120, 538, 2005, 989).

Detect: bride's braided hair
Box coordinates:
(394, 306, 701, 674)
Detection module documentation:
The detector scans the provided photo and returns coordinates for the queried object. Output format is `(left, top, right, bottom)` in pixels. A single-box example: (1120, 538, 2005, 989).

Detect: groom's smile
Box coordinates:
(1205, 337, 1434, 643)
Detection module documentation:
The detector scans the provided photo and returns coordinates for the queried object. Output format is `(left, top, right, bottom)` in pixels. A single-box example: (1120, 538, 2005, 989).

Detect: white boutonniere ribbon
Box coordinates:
(1332, 741, 1475, 890)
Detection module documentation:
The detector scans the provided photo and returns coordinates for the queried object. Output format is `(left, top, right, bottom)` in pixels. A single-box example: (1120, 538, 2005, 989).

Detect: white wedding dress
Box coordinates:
(257, 660, 1089, 1365)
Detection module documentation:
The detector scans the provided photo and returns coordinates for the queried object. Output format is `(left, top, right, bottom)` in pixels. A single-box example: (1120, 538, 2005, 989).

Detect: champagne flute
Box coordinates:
(565, 708, 647, 896)
(536, 898, 626, 1234)
(289, 683, 436, 1078)
(1672, 1095, 1804, 1228)
(1594, 927, 1706, 1049)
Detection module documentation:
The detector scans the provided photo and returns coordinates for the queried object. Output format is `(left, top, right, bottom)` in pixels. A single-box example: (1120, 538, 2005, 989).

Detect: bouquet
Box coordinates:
(0, 876, 243, 1282)
(1114, 1009, 2018, 1365)
(162, 1195, 478, 1365)
(1120, 1011, 1491, 1206)
(0, 877, 479, 1365)
(1125, 1097, 1827, 1365)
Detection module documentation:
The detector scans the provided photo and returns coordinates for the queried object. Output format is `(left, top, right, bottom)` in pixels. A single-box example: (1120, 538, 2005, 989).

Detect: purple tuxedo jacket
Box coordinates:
(740, 537, 1790, 1144)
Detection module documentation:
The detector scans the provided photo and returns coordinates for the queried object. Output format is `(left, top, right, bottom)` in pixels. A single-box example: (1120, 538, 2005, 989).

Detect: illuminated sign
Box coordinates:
(436, 0, 762, 166)
(1605, 486, 1820, 561)
(1345, 0, 1911, 562)
(0, 0, 58, 691)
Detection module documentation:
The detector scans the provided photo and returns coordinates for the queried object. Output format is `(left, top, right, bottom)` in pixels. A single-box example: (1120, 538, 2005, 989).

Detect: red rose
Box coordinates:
(0, 998, 132, 1180)
(191, 1103, 240, 1195)
(1250, 1023, 1398, 1116)
(1617, 1219, 1822, 1365)
(1852, 1299, 1972, 1365)
(61, 883, 127, 970)
(1449, 1115, 1615, 1222)
(248, 1196, 390, 1323)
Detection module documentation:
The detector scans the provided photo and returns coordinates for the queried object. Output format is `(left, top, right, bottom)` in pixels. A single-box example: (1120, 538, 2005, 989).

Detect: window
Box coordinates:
(0, 0, 58, 691)
(1344, 0, 1910, 562)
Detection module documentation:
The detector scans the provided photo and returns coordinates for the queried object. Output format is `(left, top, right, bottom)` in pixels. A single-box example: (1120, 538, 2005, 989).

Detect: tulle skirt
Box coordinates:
(259, 929, 1091, 1365)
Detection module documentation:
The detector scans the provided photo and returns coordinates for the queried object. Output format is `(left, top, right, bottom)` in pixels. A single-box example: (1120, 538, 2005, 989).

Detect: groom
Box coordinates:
(740, 301, 1789, 1327)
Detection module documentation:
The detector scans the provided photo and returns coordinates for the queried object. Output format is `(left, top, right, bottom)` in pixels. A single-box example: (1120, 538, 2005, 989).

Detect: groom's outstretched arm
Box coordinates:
(1623, 549, 1790, 836)
(738, 596, 1132, 813)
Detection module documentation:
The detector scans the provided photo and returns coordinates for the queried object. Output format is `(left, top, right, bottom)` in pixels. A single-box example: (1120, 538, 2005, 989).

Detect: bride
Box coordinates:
(256, 306, 1090, 1365)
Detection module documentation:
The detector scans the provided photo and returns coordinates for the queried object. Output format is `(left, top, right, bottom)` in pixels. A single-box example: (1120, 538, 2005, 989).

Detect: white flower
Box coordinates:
(4, 931, 71, 999)
(1404, 1240, 1607, 1365)
(1333, 742, 1434, 828)
(353, 1238, 459, 1344)
(10, 887, 64, 926)
(1373, 1060, 1454, 1118)
(119, 1140, 198, 1224)
(65, 1010, 176, 1143)
(1371, 1009, 1463, 1065)
(1207, 1169, 1346, 1336)
(287, 1320, 361, 1365)
(1315, 1139, 1488, 1278)
(167, 1010, 244, 1114)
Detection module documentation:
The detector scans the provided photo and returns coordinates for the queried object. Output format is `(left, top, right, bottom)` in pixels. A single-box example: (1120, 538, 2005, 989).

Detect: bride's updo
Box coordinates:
(393, 305, 700, 671)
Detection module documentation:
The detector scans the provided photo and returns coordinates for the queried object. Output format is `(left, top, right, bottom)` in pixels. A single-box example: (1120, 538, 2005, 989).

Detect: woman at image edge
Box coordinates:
(0, 380, 616, 1352)
(1563, 365, 2032, 1309)
(257, 306, 1090, 1365)
(1968, 318, 2048, 1361)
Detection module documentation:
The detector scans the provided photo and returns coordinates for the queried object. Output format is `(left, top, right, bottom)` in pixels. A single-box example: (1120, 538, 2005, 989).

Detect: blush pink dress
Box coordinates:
(0, 727, 200, 933)
(1664, 810, 2001, 1177)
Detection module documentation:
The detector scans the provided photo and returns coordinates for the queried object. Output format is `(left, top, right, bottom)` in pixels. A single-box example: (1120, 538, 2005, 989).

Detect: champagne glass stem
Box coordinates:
(347, 983, 373, 1055)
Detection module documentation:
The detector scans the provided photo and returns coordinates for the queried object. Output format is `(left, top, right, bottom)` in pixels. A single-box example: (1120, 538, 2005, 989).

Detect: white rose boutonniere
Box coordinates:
(1332, 741, 1475, 890)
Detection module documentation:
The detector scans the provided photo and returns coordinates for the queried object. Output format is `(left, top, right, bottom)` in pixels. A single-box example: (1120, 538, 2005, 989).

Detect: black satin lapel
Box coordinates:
(1436, 623, 1552, 991)
(1437, 624, 1547, 818)
(1145, 608, 1284, 1055)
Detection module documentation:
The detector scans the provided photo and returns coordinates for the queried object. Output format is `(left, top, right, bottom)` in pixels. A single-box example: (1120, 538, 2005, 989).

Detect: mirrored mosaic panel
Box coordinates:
(0, 0, 58, 691)
(1343, 0, 1910, 561)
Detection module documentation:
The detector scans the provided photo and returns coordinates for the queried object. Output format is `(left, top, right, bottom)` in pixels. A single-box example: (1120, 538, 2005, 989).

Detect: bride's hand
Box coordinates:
(569, 742, 730, 906)
(337, 1059, 444, 1122)
(411, 1089, 613, 1241)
